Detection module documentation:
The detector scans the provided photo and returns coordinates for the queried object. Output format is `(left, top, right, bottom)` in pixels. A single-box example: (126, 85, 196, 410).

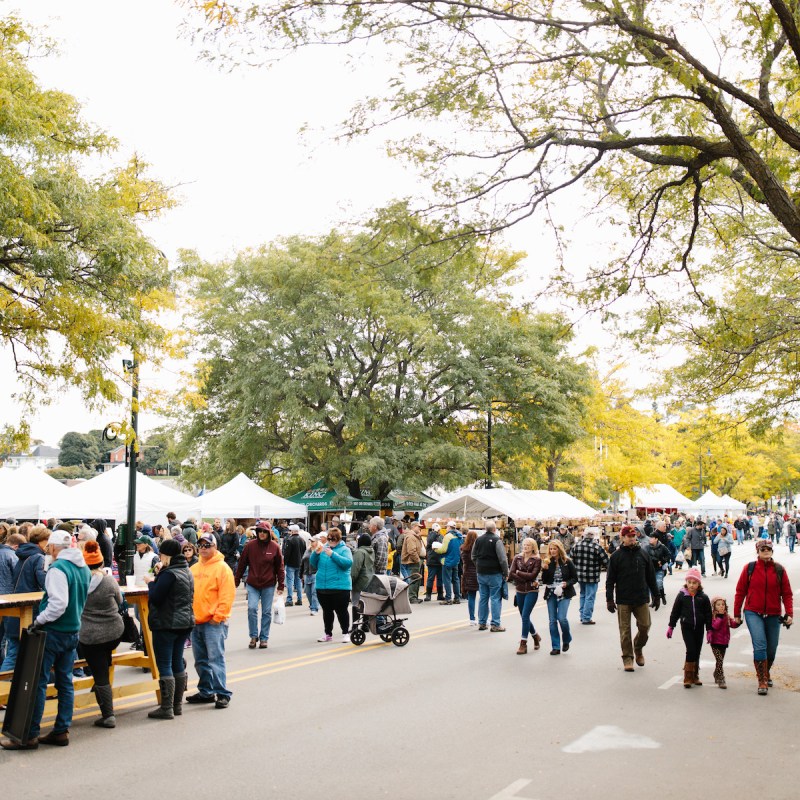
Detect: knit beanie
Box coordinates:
(83, 540, 104, 568)
(685, 567, 702, 585)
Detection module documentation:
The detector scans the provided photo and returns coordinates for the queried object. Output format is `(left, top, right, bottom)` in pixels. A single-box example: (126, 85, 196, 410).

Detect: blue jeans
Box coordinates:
(745, 611, 782, 663)
(516, 591, 539, 638)
(426, 564, 442, 598)
(152, 629, 188, 677)
(285, 566, 302, 603)
(546, 595, 572, 650)
(654, 569, 664, 594)
(304, 575, 319, 612)
(466, 591, 477, 621)
(0, 635, 19, 672)
(789, 534, 797, 553)
(690, 549, 706, 574)
(191, 622, 231, 700)
(442, 564, 461, 601)
(578, 582, 598, 622)
(477, 572, 503, 627)
(246, 584, 275, 641)
(30, 629, 79, 738)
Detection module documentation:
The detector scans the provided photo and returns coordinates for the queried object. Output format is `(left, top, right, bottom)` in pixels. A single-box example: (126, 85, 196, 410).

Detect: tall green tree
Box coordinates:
(58, 431, 102, 469)
(1, 17, 176, 413)
(187, 0, 800, 420)
(176, 206, 588, 496)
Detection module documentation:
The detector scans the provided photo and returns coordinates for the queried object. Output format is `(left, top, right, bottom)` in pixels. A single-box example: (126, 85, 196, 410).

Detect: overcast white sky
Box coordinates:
(4, 0, 674, 447)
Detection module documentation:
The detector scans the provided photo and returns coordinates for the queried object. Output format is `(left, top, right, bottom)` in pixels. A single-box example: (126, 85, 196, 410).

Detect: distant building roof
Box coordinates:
(32, 445, 60, 458)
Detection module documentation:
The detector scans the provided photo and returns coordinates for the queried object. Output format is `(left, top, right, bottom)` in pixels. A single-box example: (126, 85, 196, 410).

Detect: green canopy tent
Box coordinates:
(286, 481, 436, 513)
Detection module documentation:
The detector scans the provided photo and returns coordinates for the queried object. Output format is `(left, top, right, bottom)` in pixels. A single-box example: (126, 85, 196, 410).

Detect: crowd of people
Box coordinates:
(0, 507, 795, 751)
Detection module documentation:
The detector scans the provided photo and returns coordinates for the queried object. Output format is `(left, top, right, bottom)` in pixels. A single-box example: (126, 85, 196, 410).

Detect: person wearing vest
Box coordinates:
(144, 539, 195, 719)
(2, 530, 90, 750)
(471, 521, 510, 632)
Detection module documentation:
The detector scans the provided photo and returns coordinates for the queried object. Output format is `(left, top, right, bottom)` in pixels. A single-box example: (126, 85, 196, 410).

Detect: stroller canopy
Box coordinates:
(363, 574, 408, 599)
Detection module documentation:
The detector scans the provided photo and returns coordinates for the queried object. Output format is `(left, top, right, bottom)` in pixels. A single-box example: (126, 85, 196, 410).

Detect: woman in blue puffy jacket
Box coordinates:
(310, 527, 353, 643)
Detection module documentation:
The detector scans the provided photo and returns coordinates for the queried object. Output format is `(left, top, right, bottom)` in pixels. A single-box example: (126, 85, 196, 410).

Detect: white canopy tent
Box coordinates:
(200, 473, 308, 519)
(690, 490, 746, 516)
(632, 484, 694, 511)
(45, 465, 202, 523)
(718, 493, 747, 512)
(420, 488, 597, 521)
(0, 465, 70, 520)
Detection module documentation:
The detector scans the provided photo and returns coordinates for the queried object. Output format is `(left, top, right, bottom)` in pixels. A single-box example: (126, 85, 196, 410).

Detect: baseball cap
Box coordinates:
(288, 524, 300, 532)
(198, 532, 216, 545)
(134, 535, 152, 545)
(47, 530, 72, 547)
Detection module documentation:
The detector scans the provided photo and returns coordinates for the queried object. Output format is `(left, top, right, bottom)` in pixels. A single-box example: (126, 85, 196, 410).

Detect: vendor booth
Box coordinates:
(45, 464, 201, 523)
(631, 484, 694, 516)
(200, 472, 308, 520)
(0, 465, 69, 520)
(420, 487, 597, 522)
(287, 481, 436, 533)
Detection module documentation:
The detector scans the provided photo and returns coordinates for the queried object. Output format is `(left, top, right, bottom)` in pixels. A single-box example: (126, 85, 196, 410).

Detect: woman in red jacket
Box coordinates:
(734, 539, 793, 695)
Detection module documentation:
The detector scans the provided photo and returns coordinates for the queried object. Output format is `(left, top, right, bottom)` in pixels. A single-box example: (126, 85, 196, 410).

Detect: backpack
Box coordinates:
(745, 560, 784, 588)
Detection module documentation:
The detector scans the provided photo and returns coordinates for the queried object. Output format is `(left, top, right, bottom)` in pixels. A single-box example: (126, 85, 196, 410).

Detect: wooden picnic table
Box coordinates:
(0, 585, 160, 712)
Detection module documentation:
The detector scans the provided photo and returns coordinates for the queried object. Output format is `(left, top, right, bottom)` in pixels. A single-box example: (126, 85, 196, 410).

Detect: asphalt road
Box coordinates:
(2, 540, 799, 800)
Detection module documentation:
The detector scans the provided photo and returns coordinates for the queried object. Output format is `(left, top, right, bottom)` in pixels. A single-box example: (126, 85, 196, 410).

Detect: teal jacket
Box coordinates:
(310, 541, 353, 591)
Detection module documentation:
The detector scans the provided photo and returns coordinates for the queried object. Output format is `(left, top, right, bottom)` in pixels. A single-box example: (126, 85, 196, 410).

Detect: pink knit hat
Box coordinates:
(685, 567, 702, 584)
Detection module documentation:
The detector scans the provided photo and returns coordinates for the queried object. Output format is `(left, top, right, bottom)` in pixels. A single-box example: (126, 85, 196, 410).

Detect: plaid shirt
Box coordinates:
(371, 530, 389, 575)
(570, 538, 609, 583)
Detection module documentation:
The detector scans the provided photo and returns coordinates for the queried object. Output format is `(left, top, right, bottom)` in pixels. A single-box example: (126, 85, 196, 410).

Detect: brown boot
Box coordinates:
(634, 649, 645, 667)
(623, 657, 635, 672)
(692, 663, 703, 686)
(516, 640, 527, 655)
(755, 659, 769, 695)
(683, 662, 694, 688)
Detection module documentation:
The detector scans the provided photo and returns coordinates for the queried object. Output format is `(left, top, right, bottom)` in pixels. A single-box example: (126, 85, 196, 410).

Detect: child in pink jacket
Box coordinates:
(707, 596, 740, 689)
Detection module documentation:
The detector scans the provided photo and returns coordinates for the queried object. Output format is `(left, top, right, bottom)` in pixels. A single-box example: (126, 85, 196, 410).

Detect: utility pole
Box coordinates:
(486, 402, 493, 489)
(124, 355, 139, 577)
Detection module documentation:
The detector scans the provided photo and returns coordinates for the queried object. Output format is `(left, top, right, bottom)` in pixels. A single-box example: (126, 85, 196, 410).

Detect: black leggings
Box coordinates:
(79, 638, 121, 686)
(681, 623, 705, 662)
(316, 589, 350, 636)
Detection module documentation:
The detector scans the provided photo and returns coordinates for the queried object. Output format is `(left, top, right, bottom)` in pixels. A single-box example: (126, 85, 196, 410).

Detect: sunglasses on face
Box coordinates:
(199, 542, 213, 549)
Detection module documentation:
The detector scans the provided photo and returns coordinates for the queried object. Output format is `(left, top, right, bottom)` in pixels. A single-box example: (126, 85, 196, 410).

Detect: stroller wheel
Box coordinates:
(379, 633, 393, 643)
(391, 627, 410, 647)
(350, 629, 366, 646)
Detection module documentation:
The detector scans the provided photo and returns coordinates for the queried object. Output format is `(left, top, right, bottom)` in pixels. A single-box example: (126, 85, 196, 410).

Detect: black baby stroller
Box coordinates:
(350, 573, 417, 647)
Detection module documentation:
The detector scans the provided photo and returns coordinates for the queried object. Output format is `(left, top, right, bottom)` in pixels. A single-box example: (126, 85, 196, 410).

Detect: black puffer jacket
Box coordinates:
(540, 558, 578, 599)
(148, 555, 194, 631)
(606, 543, 658, 605)
(668, 588, 712, 631)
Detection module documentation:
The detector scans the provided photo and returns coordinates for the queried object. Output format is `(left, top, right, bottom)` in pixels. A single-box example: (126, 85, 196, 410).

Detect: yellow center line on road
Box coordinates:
(62, 606, 532, 722)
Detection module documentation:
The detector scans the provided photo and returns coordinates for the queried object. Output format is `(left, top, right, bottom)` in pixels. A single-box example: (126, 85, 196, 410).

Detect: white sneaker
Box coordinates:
(341, 633, 351, 643)
(317, 635, 332, 642)
(469, 620, 478, 626)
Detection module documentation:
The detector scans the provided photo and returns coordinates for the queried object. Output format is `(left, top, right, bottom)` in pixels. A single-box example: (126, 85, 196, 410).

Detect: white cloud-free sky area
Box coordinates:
(3, 0, 675, 447)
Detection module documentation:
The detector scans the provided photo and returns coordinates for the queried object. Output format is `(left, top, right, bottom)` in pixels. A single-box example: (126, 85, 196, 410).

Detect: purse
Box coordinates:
(118, 599, 139, 643)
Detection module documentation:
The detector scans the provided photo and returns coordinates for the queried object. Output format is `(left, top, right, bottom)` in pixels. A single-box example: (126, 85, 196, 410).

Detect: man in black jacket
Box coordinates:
(282, 525, 306, 607)
(606, 525, 659, 672)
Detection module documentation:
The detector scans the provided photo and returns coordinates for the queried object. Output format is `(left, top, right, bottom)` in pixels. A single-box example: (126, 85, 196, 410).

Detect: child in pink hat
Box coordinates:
(666, 567, 713, 687)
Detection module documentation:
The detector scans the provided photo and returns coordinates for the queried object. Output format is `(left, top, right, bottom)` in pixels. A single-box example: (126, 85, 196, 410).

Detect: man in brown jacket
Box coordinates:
(401, 522, 425, 603)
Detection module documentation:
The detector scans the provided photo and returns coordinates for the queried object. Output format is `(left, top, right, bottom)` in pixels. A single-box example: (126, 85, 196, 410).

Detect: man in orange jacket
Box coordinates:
(187, 532, 235, 708)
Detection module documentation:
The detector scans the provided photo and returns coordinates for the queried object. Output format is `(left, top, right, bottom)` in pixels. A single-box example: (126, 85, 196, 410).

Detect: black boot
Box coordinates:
(173, 673, 187, 716)
(93, 684, 116, 729)
(148, 677, 175, 720)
